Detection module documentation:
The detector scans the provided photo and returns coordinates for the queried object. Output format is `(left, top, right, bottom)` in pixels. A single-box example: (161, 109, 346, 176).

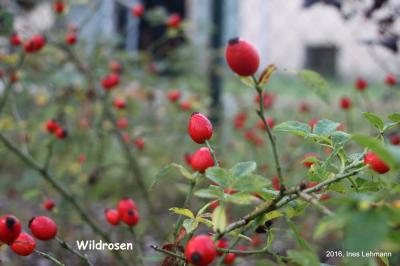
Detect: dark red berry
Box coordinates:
(29, 216, 58, 241)
(355, 78, 367, 91)
(167, 89, 181, 102)
(385, 74, 396, 86)
(303, 153, 318, 168)
(233, 112, 247, 129)
(113, 98, 126, 109)
(185, 235, 216, 266)
(46, 119, 58, 133)
(180, 101, 192, 111)
(65, 32, 77, 45)
(364, 151, 390, 174)
(105, 209, 121, 226)
(308, 118, 319, 129)
(117, 198, 138, 216)
(390, 135, 400, 145)
(55, 127, 67, 139)
(121, 209, 140, 226)
(166, 14, 181, 28)
(117, 117, 128, 129)
(254, 92, 275, 109)
(131, 4, 145, 17)
(53, 0, 65, 14)
(10, 33, 21, 46)
(223, 253, 236, 265)
(340, 96, 352, 110)
(134, 138, 145, 150)
(225, 38, 260, 76)
(0, 215, 22, 244)
(216, 239, 228, 255)
(190, 147, 215, 173)
(101, 73, 120, 90)
(43, 199, 55, 211)
(299, 102, 310, 113)
(272, 176, 280, 191)
(10, 232, 36, 256)
(188, 113, 213, 144)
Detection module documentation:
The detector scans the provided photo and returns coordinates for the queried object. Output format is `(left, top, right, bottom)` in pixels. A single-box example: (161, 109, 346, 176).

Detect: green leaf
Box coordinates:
(171, 163, 195, 180)
(231, 161, 257, 176)
(149, 164, 172, 190)
(0, 11, 13, 35)
(229, 174, 270, 192)
(314, 215, 345, 239)
(298, 69, 328, 103)
(287, 250, 320, 266)
(194, 185, 224, 199)
(331, 131, 351, 148)
(205, 167, 230, 187)
(182, 219, 199, 234)
(196, 217, 213, 228)
(274, 121, 311, 137)
(169, 208, 194, 219)
(313, 119, 340, 136)
(225, 192, 257, 205)
(212, 205, 227, 232)
(344, 210, 388, 252)
(239, 76, 255, 88)
(388, 113, 400, 123)
(363, 112, 384, 131)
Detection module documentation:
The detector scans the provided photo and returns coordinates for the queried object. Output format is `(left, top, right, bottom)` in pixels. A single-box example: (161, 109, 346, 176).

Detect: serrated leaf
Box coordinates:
(363, 112, 384, 131)
(205, 167, 230, 187)
(231, 161, 257, 176)
(194, 185, 224, 199)
(298, 69, 328, 103)
(182, 219, 199, 234)
(169, 208, 194, 219)
(388, 113, 400, 123)
(313, 119, 340, 136)
(274, 121, 311, 137)
(332, 131, 351, 147)
(258, 64, 277, 86)
(212, 205, 227, 232)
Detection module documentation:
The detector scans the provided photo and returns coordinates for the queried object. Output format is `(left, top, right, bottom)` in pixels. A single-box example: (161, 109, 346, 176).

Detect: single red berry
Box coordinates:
(10, 232, 36, 256)
(121, 209, 140, 226)
(24, 39, 36, 53)
(355, 78, 367, 91)
(53, 0, 65, 14)
(209, 200, 219, 211)
(385, 74, 396, 86)
(250, 235, 262, 247)
(31, 35, 46, 51)
(303, 153, 318, 168)
(134, 138, 145, 150)
(10, 33, 21, 46)
(180, 101, 192, 111)
(320, 193, 330, 201)
(190, 147, 215, 173)
(65, 32, 77, 45)
(225, 37, 260, 76)
(223, 253, 236, 265)
(101, 73, 120, 90)
(78, 154, 86, 164)
(340, 96, 352, 110)
(167, 89, 181, 102)
(131, 4, 145, 17)
(257, 117, 275, 130)
(188, 113, 213, 144)
(216, 239, 228, 255)
(55, 127, 67, 139)
(29, 216, 58, 241)
(185, 235, 217, 266)
(254, 92, 275, 109)
(308, 118, 319, 129)
(105, 209, 121, 226)
(113, 98, 126, 109)
(0, 215, 22, 244)
(117, 117, 128, 129)
(364, 151, 390, 174)
(46, 119, 58, 133)
(390, 135, 400, 145)
(43, 199, 55, 211)
(122, 133, 131, 143)
(117, 198, 138, 216)
(272, 176, 280, 191)
(233, 112, 247, 129)
(299, 102, 310, 113)
(109, 60, 122, 73)
(166, 14, 181, 28)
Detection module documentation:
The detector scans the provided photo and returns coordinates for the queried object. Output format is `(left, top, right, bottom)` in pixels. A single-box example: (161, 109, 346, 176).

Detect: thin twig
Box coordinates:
(150, 245, 186, 262)
(55, 237, 94, 266)
(297, 191, 334, 216)
(34, 250, 65, 266)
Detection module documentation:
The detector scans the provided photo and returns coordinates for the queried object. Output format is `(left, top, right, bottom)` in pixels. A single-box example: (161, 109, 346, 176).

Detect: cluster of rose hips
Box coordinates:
(130, 2, 182, 28)
(45, 119, 68, 139)
(104, 198, 140, 227)
(10, 33, 47, 54)
(167, 89, 192, 111)
(0, 214, 58, 256)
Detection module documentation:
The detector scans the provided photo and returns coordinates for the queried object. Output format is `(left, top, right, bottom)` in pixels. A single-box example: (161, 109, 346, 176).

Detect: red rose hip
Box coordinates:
(105, 209, 121, 226)
(185, 235, 217, 266)
(29, 216, 58, 241)
(190, 147, 215, 173)
(364, 151, 390, 174)
(10, 232, 36, 256)
(188, 113, 213, 144)
(117, 198, 138, 215)
(225, 38, 260, 76)
(0, 215, 22, 244)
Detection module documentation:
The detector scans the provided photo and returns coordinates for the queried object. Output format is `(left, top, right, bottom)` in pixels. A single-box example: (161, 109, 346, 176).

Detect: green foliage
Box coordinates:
(297, 69, 329, 102)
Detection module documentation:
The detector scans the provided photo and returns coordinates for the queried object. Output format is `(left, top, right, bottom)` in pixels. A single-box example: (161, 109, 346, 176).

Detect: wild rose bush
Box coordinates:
(0, 1, 400, 266)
